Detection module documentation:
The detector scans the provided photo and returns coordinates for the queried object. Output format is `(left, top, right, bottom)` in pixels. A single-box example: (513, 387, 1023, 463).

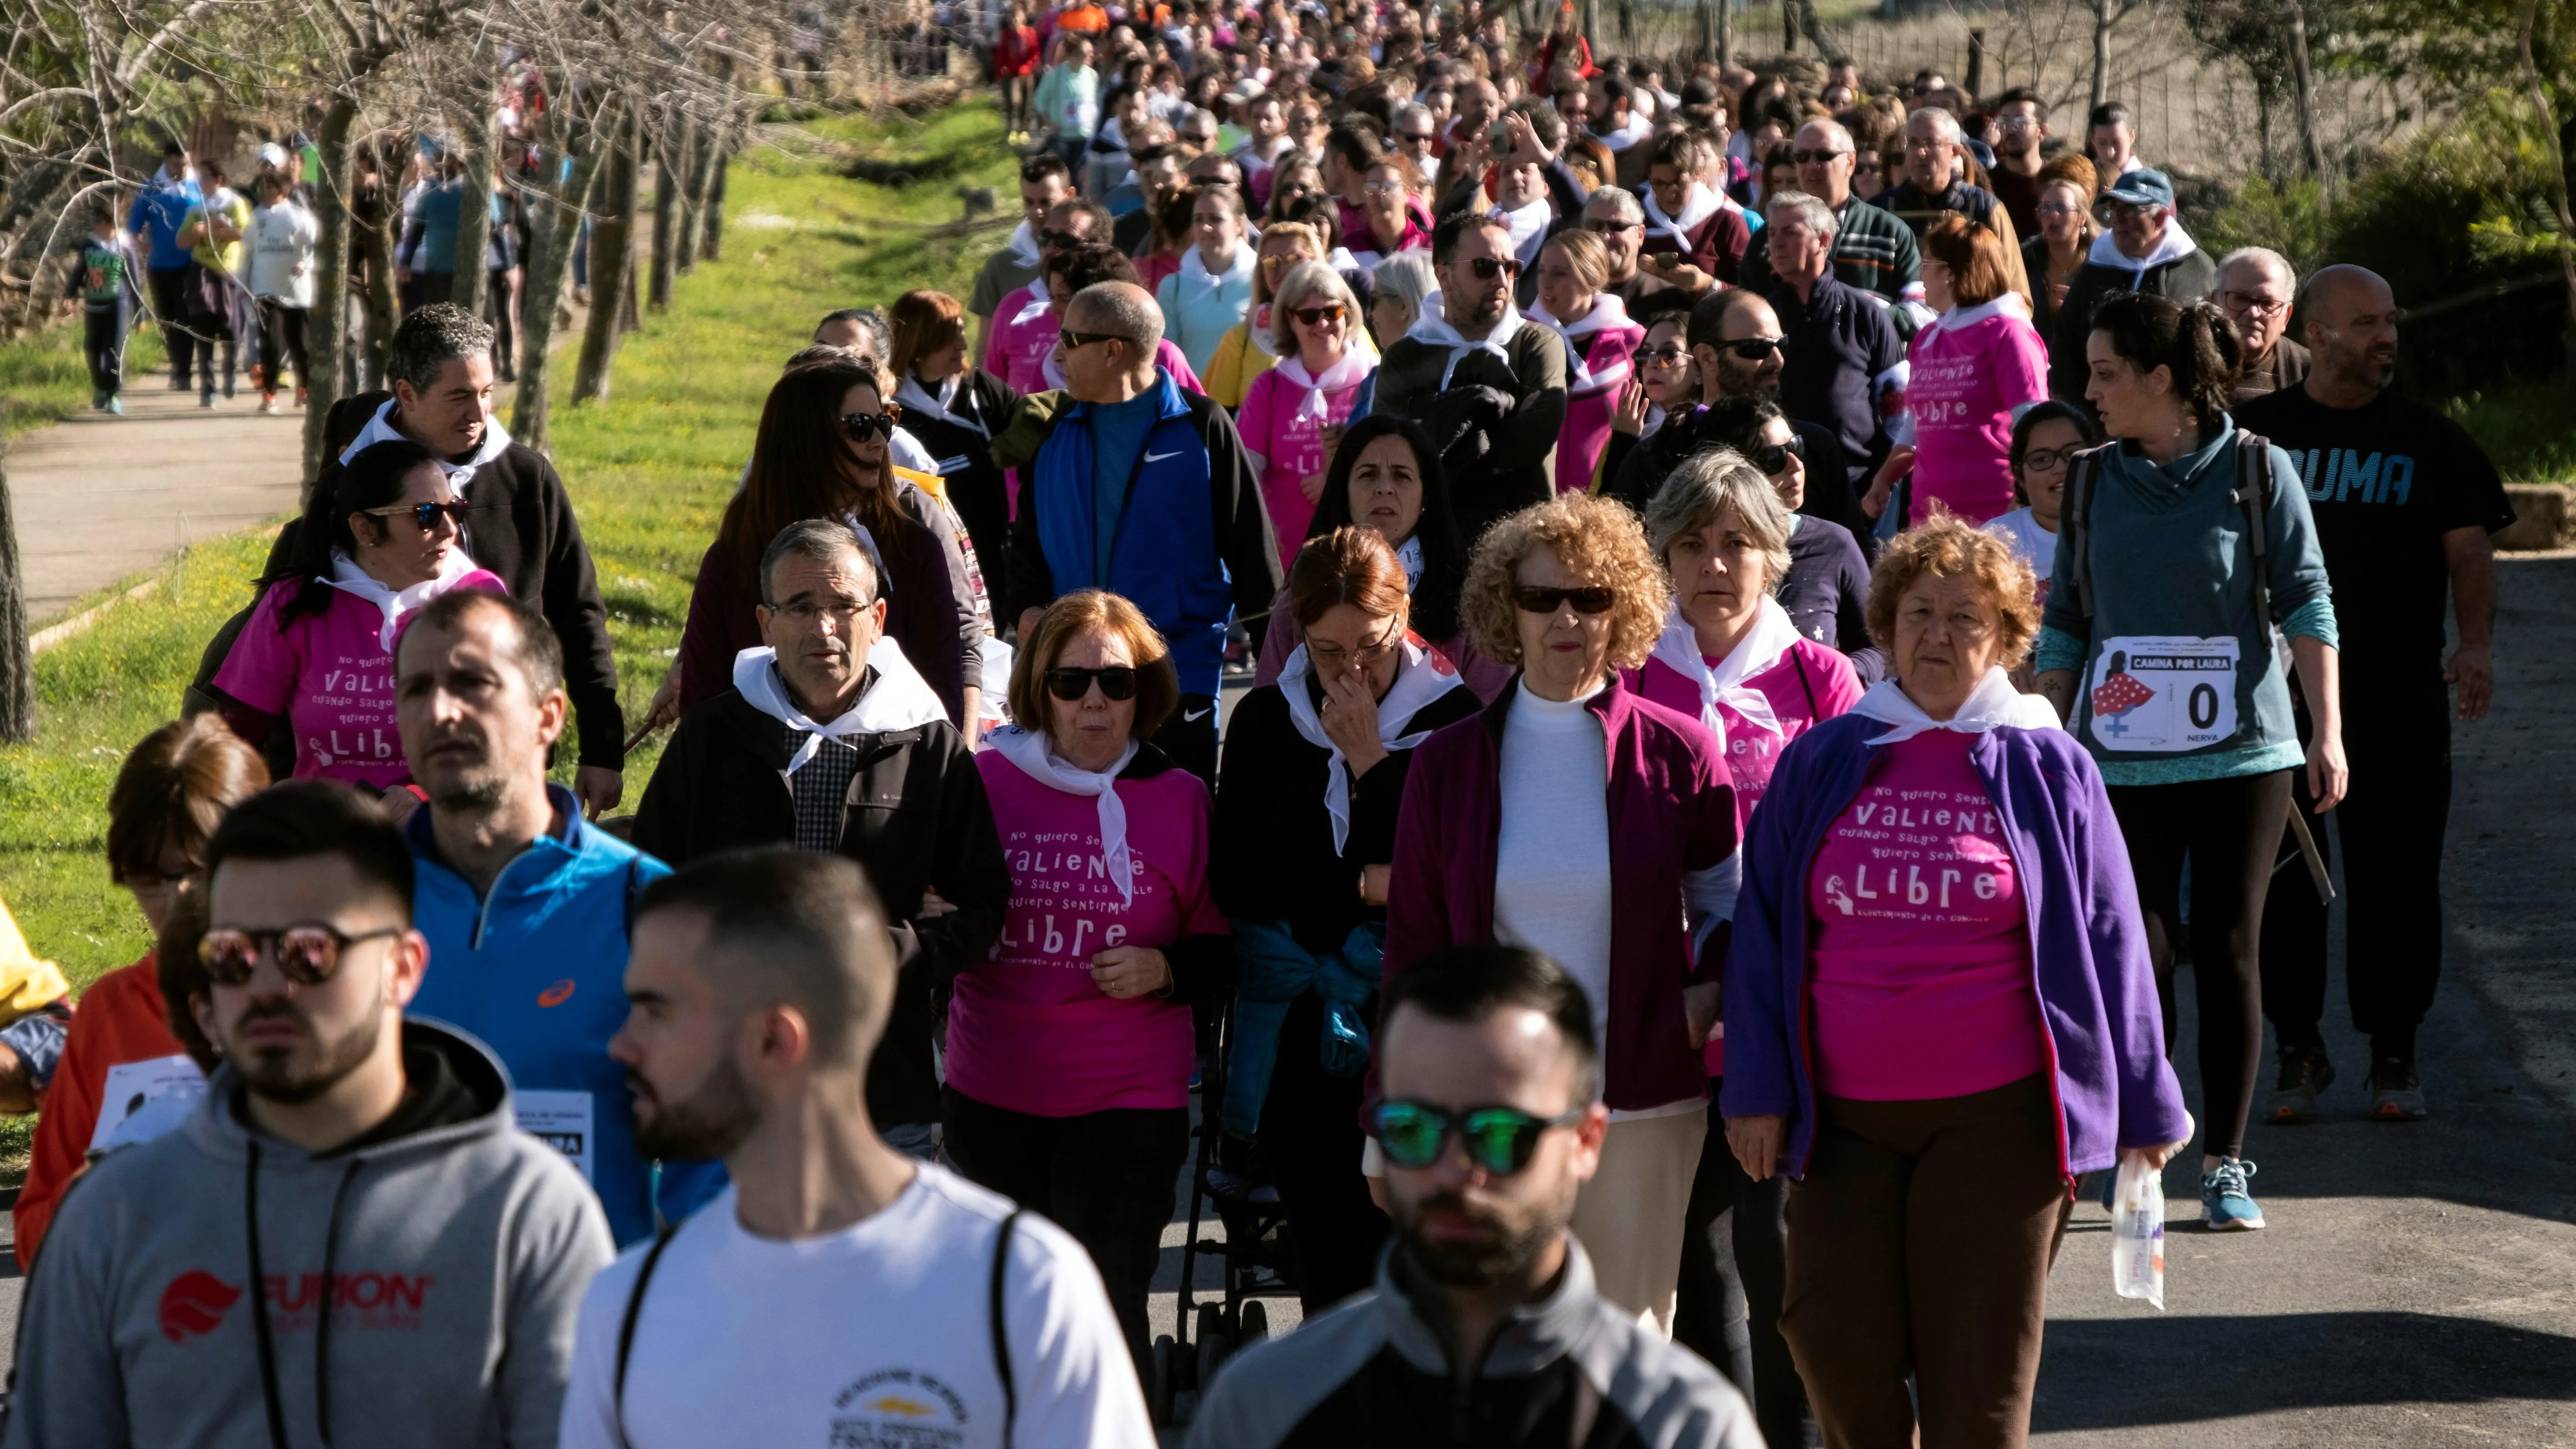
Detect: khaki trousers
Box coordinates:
(1570, 1103, 1707, 1337)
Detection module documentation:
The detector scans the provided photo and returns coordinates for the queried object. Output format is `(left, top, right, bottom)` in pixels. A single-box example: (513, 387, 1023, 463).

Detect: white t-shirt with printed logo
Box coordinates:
(557, 1165, 1152, 1449)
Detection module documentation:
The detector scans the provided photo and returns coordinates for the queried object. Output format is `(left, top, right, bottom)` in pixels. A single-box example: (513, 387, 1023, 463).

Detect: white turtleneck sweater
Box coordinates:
(1492, 678, 1614, 1058)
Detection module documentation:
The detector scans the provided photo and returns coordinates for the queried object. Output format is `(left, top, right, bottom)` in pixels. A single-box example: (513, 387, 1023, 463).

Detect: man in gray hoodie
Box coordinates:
(4, 781, 613, 1449)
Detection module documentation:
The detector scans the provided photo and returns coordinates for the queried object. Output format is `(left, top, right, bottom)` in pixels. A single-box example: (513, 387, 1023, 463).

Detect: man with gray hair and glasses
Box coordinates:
(2216, 246, 2309, 403)
(1006, 281, 1279, 785)
(1736, 118, 1919, 305)
(1756, 191, 1905, 497)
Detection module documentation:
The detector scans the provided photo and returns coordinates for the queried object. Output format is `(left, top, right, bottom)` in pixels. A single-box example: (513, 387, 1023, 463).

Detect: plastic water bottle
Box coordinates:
(2109, 1154, 2167, 1311)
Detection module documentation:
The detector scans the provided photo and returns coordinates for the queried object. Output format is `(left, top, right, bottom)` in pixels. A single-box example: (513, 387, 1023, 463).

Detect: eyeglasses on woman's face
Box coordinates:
(1306, 614, 1404, 670)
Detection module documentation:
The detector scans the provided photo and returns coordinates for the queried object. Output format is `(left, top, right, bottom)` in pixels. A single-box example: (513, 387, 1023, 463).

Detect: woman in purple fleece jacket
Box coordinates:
(1718, 516, 2187, 1449)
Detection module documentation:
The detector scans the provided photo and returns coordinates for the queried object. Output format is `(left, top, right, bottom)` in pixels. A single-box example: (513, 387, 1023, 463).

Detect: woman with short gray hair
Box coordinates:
(1629, 448, 1861, 1444)
(1239, 260, 1377, 571)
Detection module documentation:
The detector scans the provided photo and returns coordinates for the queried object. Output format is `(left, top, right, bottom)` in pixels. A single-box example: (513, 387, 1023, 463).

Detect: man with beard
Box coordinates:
(558, 849, 1151, 1449)
(1185, 945, 1758, 1449)
(2241, 265, 2513, 1125)
(395, 589, 722, 1245)
(631, 522, 1010, 1155)
(6, 782, 611, 1449)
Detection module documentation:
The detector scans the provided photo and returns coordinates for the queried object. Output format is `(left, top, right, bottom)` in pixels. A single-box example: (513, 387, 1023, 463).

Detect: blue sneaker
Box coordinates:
(2200, 1158, 2266, 1231)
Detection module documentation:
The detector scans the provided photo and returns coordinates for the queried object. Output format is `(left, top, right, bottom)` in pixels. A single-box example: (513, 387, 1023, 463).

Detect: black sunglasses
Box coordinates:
(1467, 255, 1521, 280)
(1722, 337, 1788, 361)
(1039, 228, 1088, 249)
(1371, 1099, 1587, 1175)
(841, 410, 900, 440)
(1585, 217, 1641, 234)
(1059, 328, 1137, 351)
(1751, 433, 1806, 476)
(363, 499, 473, 531)
(1511, 584, 1617, 615)
(200, 922, 404, 987)
(1045, 665, 1140, 701)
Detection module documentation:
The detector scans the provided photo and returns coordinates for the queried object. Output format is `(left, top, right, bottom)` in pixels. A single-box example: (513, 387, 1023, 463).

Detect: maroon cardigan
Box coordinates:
(1383, 677, 1738, 1111)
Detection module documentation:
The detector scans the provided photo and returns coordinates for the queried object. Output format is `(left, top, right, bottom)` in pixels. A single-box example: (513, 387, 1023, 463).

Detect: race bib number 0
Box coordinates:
(2088, 636, 2241, 753)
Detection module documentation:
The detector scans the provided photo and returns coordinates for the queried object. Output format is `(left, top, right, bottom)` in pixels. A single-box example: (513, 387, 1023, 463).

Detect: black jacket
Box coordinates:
(2045, 246, 2220, 401)
(898, 368, 1023, 610)
(1213, 677, 1483, 953)
(1601, 409, 1870, 550)
(629, 685, 1009, 1126)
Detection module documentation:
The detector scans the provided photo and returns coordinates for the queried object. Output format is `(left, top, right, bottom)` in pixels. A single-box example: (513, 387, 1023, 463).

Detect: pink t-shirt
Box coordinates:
(949, 755, 1230, 1117)
(1905, 303, 2050, 525)
(212, 570, 506, 787)
(1236, 363, 1368, 574)
(1629, 637, 1861, 1076)
(1804, 730, 2049, 1101)
(980, 281, 1208, 396)
(1553, 316, 1646, 494)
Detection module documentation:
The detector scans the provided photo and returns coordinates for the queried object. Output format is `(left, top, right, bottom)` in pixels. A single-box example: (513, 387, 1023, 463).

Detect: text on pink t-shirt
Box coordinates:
(1905, 307, 2050, 525)
(1804, 729, 2048, 1100)
(1236, 365, 1369, 574)
(948, 754, 1230, 1116)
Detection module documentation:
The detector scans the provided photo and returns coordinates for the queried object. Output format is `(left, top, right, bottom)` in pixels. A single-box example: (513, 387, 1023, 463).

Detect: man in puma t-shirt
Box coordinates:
(2238, 264, 2515, 1125)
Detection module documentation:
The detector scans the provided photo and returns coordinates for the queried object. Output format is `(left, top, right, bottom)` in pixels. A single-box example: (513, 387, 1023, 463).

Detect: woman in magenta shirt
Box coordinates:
(1237, 260, 1375, 574)
(949, 590, 1232, 1370)
(1627, 448, 1857, 1443)
(1721, 516, 2188, 1447)
(1530, 229, 1645, 495)
(1899, 214, 2051, 525)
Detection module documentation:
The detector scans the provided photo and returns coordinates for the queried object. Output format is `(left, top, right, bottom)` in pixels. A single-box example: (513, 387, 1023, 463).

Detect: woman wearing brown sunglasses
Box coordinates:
(1379, 492, 1741, 1339)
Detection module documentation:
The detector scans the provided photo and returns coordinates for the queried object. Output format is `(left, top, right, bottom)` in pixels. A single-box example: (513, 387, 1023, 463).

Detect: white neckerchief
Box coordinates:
(1404, 294, 1524, 390)
(1276, 636, 1462, 853)
(894, 371, 990, 438)
(1245, 304, 1283, 359)
(1923, 292, 2031, 335)
(1002, 219, 1040, 269)
(1270, 343, 1376, 423)
(1647, 596, 1804, 745)
(2086, 216, 2197, 281)
(1528, 292, 1633, 398)
(321, 547, 486, 652)
(1008, 278, 1053, 328)
(1643, 182, 1723, 247)
(1850, 667, 2063, 746)
(1493, 198, 1552, 266)
(1396, 534, 1425, 592)
(985, 724, 1145, 906)
(732, 637, 947, 777)
(1178, 239, 1257, 303)
(337, 399, 513, 486)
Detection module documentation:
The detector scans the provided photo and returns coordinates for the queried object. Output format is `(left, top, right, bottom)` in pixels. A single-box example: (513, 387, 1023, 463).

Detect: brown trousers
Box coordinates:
(1779, 1074, 2074, 1449)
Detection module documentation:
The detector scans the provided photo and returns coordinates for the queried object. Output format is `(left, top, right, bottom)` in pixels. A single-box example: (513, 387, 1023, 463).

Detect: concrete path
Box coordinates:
(8, 382, 306, 625)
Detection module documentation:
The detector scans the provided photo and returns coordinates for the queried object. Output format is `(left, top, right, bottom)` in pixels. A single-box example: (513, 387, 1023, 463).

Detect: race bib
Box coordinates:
(516, 1090, 596, 1183)
(90, 1055, 206, 1151)
(2088, 636, 2241, 753)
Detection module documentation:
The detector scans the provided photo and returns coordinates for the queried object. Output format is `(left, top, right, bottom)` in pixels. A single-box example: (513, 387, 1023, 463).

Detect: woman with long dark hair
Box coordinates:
(211, 437, 504, 796)
(675, 354, 984, 725)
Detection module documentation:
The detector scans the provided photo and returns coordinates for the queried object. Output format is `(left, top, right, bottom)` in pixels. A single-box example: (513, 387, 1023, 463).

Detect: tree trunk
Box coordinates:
(300, 96, 361, 493)
(675, 120, 709, 273)
(1717, 0, 1731, 69)
(513, 108, 609, 452)
(2515, 0, 2576, 404)
(648, 123, 679, 312)
(360, 205, 397, 389)
(2283, 1, 2328, 193)
(573, 108, 640, 405)
(0, 462, 32, 743)
(1695, 0, 1713, 63)
(700, 147, 728, 263)
(1966, 28, 1986, 98)
(1783, 0, 1798, 53)
(2090, 0, 2113, 113)
(452, 103, 494, 317)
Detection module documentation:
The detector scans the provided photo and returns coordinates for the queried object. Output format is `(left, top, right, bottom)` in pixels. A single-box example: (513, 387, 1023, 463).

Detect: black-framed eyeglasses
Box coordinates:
(1467, 255, 1520, 280)
(1751, 433, 1805, 476)
(1396, 130, 1436, 145)
(362, 499, 473, 531)
(2020, 446, 2076, 474)
(1722, 336, 1787, 362)
(1511, 584, 1616, 615)
(1045, 665, 1140, 701)
(1058, 328, 1136, 352)
(2216, 288, 2290, 319)
(200, 922, 404, 987)
(841, 410, 900, 440)
(1371, 1099, 1588, 1175)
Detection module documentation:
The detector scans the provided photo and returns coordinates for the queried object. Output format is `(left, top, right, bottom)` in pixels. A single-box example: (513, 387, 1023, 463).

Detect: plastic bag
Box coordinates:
(2109, 1154, 2166, 1310)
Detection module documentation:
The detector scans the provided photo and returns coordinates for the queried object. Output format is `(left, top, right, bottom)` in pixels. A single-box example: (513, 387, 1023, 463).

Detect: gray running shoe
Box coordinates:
(2267, 1045, 2334, 1124)
(2367, 1058, 2427, 1121)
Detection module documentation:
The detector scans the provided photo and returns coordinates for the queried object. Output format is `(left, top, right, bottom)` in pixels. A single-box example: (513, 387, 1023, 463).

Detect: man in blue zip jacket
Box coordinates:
(1005, 280, 1280, 784)
(394, 588, 725, 1244)
(125, 139, 204, 392)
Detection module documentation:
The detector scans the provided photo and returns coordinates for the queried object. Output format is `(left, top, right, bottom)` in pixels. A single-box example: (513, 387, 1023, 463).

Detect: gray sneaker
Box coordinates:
(2267, 1045, 2334, 1124)
(2367, 1058, 2427, 1121)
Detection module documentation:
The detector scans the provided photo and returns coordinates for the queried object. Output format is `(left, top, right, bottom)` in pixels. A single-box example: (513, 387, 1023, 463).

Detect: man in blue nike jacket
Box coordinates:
(1006, 280, 1280, 783)
(395, 588, 724, 1244)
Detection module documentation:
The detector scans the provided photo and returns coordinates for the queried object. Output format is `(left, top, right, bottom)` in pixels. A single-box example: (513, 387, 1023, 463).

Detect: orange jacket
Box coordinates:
(15, 957, 190, 1271)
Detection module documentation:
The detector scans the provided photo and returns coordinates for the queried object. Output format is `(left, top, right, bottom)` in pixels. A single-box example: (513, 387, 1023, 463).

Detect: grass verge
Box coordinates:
(0, 103, 1019, 1136)
(2443, 379, 2576, 485)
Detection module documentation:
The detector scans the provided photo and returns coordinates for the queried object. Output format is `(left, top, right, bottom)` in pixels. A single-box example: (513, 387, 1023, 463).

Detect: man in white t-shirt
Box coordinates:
(557, 848, 1153, 1449)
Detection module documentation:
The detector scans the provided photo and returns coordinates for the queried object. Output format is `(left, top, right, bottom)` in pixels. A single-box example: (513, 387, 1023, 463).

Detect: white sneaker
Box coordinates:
(258, 395, 278, 415)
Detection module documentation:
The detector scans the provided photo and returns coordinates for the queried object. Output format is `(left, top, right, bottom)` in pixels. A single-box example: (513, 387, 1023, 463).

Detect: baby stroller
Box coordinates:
(1147, 992, 1302, 1426)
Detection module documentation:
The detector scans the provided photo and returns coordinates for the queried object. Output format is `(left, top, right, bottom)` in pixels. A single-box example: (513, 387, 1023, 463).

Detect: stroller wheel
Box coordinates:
(1238, 1300, 1270, 1349)
(1193, 1302, 1234, 1398)
(1148, 1335, 1177, 1425)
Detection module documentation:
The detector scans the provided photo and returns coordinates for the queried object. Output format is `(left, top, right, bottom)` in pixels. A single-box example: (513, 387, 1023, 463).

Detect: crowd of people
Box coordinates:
(0, 3, 2520, 1447)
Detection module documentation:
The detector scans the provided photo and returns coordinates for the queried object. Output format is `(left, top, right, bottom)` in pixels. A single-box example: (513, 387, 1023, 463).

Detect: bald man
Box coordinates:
(1005, 281, 1279, 784)
(2238, 264, 2515, 1126)
(1734, 118, 1920, 304)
